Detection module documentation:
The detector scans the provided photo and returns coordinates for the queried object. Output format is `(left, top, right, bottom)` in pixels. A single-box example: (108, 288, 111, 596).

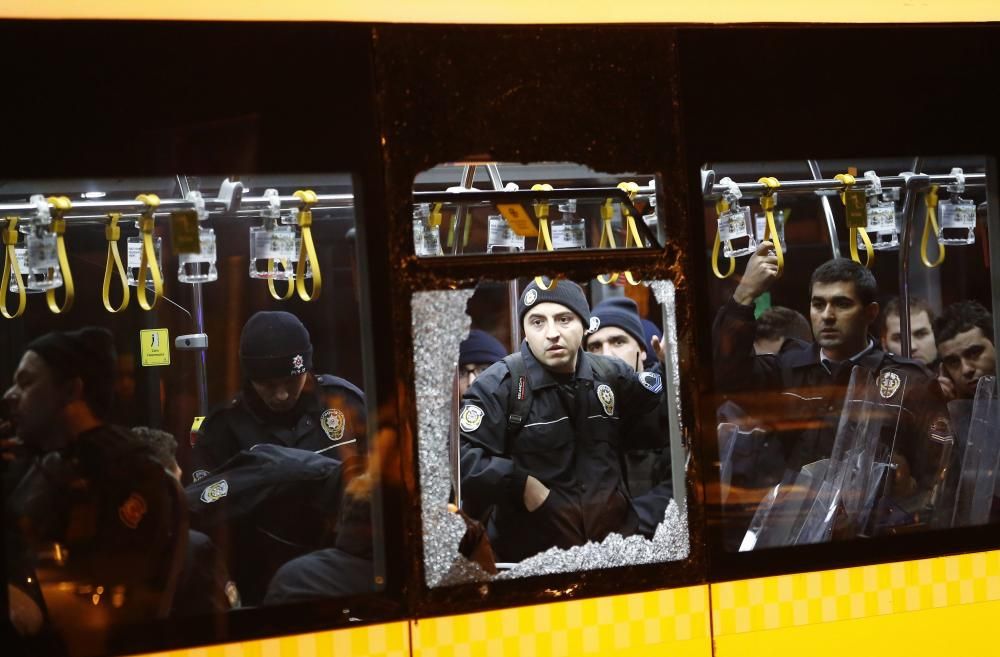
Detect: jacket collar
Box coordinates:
(521, 342, 593, 389)
(783, 338, 887, 372)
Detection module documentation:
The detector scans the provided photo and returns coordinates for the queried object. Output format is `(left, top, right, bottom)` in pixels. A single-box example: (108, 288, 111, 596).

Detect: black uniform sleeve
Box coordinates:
(458, 365, 528, 515)
(712, 297, 784, 393)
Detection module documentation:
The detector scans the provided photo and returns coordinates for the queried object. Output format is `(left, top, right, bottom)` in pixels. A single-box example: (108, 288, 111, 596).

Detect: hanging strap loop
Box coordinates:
(101, 213, 130, 313)
(617, 182, 643, 285)
(45, 196, 75, 314)
(596, 198, 620, 286)
(134, 194, 164, 311)
(712, 198, 737, 279)
(531, 184, 557, 290)
(268, 257, 295, 300)
(835, 173, 874, 268)
(921, 185, 946, 268)
(756, 177, 784, 278)
(294, 190, 322, 301)
(1, 216, 27, 319)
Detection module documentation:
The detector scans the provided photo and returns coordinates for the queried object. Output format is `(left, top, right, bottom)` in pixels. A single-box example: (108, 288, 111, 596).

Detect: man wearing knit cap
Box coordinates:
(192, 311, 367, 480)
(585, 296, 673, 534)
(458, 329, 509, 396)
(3, 328, 179, 634)
(459, 279, 665, 562)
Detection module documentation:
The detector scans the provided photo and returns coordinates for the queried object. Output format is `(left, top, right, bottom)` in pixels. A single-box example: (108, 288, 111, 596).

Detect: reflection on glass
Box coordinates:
(703, 157, 995, 551)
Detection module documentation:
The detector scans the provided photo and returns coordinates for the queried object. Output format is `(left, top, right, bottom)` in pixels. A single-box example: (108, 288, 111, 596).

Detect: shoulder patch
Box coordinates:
(118, 492, 148, 529)
(879, 370, 902, 399)
(200, 479, 229, 503)
(459, 404, 485, 432)
(321, 408, 347, 441)
(638, 371, 663, 394)
(596, 384, 615, 415)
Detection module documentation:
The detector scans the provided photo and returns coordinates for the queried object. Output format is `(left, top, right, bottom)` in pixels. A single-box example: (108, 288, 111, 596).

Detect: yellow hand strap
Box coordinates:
(712, 199, 737, 279)
(756, 177, 784, 278)
(618, 182, 643, 285)
(531, 184, 556, 290)
(267, 258, 295, 300)
(294, 190, 322, 301)
(1, 216, 26, 319)
(835, 173, 874, 269)
(101, 213, 130, 313)
(596, 198, 620, 285)
(45, 196, 75, 314)
(920, 185, 946, 268)
(135, 194, 164, 311)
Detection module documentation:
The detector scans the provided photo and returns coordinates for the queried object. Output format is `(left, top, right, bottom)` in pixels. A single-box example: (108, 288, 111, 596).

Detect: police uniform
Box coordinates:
(460, 340, 663, 562)
(190, 311, 367, 481)
(713, 297, 953, 530)
(191, 374, 366, 480)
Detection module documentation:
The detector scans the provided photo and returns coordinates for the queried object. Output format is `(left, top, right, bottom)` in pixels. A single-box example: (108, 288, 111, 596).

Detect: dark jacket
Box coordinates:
(713, 298, 953, 515)
(460, 342, 663, 561)
(192, 374, 366, 481)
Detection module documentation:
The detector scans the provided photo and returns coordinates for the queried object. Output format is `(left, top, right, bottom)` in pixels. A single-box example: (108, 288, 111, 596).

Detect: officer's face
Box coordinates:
(883, 310, 938, 364)
(458, 363, 490, 396)
(3, 351, 71, 450)
(585, 326, 646, 372)
(809, 281, 879, 360)
(523, 302, 585, 374)
(939, 327, 996, 398)
(250, 372, 308, 412)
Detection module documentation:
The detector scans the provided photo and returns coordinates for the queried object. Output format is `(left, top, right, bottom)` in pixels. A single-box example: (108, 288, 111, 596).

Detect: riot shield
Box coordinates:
(951, 376, 999, 527)
(738, 460, 829, 551)
(718, 422, 738, 505)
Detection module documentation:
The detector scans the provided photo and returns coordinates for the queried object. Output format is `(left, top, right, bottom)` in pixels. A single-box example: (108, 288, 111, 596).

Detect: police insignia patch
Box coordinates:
(192, 469, 209, 483)
(459, 405, 485, 432)
(200, 479, 229, 504)
(879, 371, 902, 399)
(524, 289, 538, 306)
(596, 384, 615, 415)
(118, 492, 148, 529)
(587, 316, 601, 334)
(321, 408, 346, 441)
(291, 354, 306, 375)
(639, 371, 663, 394)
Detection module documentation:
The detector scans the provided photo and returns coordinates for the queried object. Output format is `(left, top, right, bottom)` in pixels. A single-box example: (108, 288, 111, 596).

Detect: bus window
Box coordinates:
(1, 174, 384, 647)
(411, 163, 690, 587)
(700, 157, 997, 552)
(411, 163, 662, 257)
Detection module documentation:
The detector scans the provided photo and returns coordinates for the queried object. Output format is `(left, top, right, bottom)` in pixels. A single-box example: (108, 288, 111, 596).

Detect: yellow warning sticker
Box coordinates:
(140, 328, 171, 367)
(496, 203, 539, 237)
(191, 416, 205, 432)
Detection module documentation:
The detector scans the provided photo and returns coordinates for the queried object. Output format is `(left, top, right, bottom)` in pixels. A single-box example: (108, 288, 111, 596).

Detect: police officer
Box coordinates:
(458, 329, 508, 396)
(713, 243, 952, 536)
(3, 328, 179, 635)
(460, 280, 664, 562)
(192, 311, 366, 481)
(585, 297, 672, 534)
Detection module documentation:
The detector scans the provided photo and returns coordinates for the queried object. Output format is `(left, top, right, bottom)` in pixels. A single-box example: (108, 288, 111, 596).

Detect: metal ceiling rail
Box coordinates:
(704, 172, 986, 199)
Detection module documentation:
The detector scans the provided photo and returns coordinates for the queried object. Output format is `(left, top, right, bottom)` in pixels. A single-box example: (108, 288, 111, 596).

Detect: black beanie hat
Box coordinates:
(517, 279, 592, 329)
(588, 297, 648, 351)
(239, 311, 313, 380)
(459, 329, 508, 366)
(27, 327, 116, 419)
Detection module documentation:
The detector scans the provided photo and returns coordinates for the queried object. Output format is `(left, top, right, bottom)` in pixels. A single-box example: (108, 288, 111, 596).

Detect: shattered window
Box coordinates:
(701, 157, 998, 551)
(412, 277, 689, 587)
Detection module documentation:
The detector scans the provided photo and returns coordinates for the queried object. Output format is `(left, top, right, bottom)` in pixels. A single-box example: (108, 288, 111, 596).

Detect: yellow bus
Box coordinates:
(2, 5, 1000, 657)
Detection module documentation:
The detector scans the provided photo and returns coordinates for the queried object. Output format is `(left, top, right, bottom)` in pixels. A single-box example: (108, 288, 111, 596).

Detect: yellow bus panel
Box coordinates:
(410, 586, 711, 657)
(712, 550, 1000, 656)
(133, 621, 410, 657)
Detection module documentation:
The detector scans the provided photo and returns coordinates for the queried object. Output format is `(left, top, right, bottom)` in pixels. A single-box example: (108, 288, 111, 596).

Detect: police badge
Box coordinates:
(596, 384, 615, 415)
(291, 354, 306, 375)
(524, 288, 538, 306)
(321, 408, 347, 441)
(200, 479, 229, 504)
(879, 371, 902, 399)
(118, 492, 148, 529)
(459, 405, 485, 432)
(587, 316, 601, 335)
